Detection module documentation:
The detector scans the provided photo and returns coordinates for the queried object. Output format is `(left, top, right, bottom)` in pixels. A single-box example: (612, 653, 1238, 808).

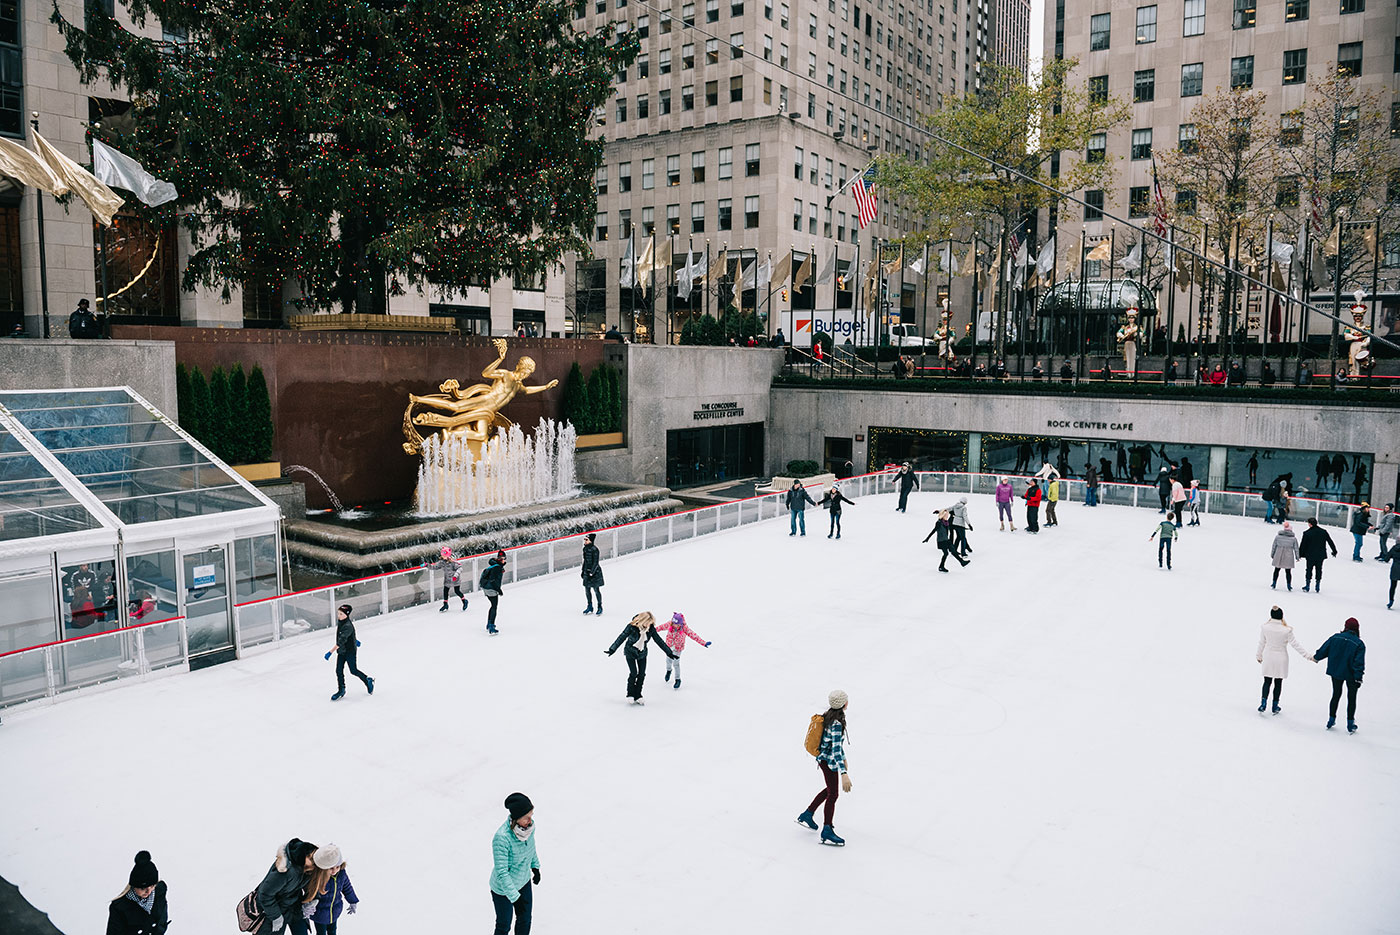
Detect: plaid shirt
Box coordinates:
(818, 720, 847, 774)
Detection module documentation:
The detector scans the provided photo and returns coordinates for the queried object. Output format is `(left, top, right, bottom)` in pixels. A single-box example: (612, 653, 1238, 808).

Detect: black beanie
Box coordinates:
(1270, 607, 1283, 620)
(505, 792, 534, 820)
(129, 851, 158, 888)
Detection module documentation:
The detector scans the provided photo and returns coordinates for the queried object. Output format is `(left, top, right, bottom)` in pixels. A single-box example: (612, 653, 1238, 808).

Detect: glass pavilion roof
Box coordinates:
(0, 388, 271, 543)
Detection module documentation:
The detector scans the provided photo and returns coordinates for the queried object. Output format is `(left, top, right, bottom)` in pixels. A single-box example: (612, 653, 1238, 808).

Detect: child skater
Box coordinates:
(1186, 479, 1202, 526)
(304, 844, 360, 935)
(431, 546, 468, 613)
(1148, 516, 1178, 570)
(656, 612, 711, 689)
(604, 612, 677, 705)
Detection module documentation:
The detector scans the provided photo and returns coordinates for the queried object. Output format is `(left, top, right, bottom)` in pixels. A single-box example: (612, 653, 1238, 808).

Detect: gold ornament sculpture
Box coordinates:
(402, 338, 559, 456)
(1116, 309, 1140, 374)
(1344, 291, 1372, 377)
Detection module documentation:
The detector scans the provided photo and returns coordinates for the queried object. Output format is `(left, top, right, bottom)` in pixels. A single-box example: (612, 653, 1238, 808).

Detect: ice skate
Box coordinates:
(438, 602, 449, 613)
(1347, 721, 1357, 734)
(820, 825, 845, 846)
(330, 691, 345, 701)
(1327, 716, 1336, 729)
(366, 677, 375, 695)
(1302, 583, 1310, 592)
(583, 606, 594, 614)
(1272, 703, 1280, 714)
(673, 678, 681, 689)
(461, 598, 468, 611)
(1258, 698, 1267, 712)
(634, 697, 646, 706)
(796, 811, 818, 830)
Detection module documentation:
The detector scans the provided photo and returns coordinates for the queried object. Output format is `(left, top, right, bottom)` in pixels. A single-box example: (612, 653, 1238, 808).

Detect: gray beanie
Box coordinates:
(828, 689, 849, 709)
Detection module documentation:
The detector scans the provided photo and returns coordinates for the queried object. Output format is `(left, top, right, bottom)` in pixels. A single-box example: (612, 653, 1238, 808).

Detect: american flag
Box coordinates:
(851, 166, 878, 229)
(1150, 156, 1168, 236)
(1309, 185, 1325, 236)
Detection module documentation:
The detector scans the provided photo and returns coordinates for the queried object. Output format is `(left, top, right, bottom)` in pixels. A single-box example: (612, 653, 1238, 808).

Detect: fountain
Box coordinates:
(415, 418, 578, 515)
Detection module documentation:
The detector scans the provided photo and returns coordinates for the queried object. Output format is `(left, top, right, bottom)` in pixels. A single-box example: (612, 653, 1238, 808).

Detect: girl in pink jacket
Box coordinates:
(656, 612, 711, 690)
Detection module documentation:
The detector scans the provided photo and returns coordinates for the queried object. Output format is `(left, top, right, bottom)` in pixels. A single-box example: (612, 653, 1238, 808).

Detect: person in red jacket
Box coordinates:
(1023, 480, 1042, 534)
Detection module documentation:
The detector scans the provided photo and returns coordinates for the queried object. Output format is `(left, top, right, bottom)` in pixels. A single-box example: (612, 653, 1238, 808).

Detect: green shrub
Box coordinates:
(246, 365, 274, 462)
(187, 366, 212, 454)
(785, 459, 821, 477)
(563, 361, 588, 431)
(228, 363, 250, 464)
(207, 366, 231, 462)
(175, 363, 196, 438)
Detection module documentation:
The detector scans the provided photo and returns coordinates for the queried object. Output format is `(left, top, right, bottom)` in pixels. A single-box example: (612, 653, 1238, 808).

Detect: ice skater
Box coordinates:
(1256, 606, 1312, 714)
(656, 611, 710, 689)
(995, 476, 1016, 530)
(923, 509, 968, 571)
(1375, 503, 1395, 560)
(1299, 517, 1337, 593)
(1023, 479, 1042, 534)
(820, 483, 855, 539)
(1313, 618, 1365, 732)
(490, 793, 540, 935)
(1170, 476, 1188, 527)
(941, 496, 973, 554)
(581, 533, 604, 614)
(305, 844, 359, 935)
(1044, 477, 1060, 527)
(1083, 464, 1099, 507)
(1270, 522, 1300, 591)
(328, 604, 373, 701)
(1348, 503, 1372, 562)
(1148, 516, 1177, 569)
(480, 554, 505, 634)
(254, 839, 319, 935)
(431, 546, 468, 613)
(108, 850, 168, 935)
(1186, 480, 1201, 526)
(786, 478, 816, 536)
(891, 461, 920, 512)
(1383, 541, 1400, 608)
(797, 689, 852, 847)
(604, 611, 677, 704)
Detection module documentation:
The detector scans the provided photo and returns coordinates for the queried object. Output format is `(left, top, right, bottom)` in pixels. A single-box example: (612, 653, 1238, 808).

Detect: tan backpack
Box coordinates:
(804, 714, 825, 756)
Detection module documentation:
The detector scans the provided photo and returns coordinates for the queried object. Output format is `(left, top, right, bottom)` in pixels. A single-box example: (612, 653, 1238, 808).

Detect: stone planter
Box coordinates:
(232, 461, 282, 482)
(576, 431, 625, 449)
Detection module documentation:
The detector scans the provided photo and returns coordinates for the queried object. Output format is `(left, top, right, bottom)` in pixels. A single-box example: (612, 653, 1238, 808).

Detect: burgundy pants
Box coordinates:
(806, 761, 840, 826)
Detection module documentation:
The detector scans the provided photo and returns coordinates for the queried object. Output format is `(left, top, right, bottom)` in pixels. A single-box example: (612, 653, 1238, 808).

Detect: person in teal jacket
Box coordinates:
(490, 793, 540, 935)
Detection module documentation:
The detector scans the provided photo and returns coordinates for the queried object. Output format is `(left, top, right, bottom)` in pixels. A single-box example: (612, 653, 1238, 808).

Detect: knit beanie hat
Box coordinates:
(671, 612, 685, 626)
(1344, 617, 1360, 632)
(505, 792, 534, 820)
(440, 546, 453, 559)
(313, 844, 343, 870)
(1270, 607, 1283, 620)
(828, 689, 849, 710)
(129, 851, 158, 888)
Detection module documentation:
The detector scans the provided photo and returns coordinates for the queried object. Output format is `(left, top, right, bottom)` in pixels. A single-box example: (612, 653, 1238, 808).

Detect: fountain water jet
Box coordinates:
(415, 419, 578, 516)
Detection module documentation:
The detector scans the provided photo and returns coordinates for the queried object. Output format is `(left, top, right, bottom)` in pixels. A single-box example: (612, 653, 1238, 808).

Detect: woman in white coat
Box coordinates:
(1257, 606, 1312, 714)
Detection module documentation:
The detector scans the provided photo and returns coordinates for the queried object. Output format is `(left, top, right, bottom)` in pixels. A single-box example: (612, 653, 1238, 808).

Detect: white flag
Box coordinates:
(676, 251, 694, 299)
(814, 247, 837, 285)
(618, 233, 635, 289)
(938, 244, 957, 275)
(907, 254, 926, 277)
(635, 237, 655, 284)
(755, 256, 772, 289)
(32, 132, 124, 226)
(1119, 241, 1142, 272)
(1269, 240, 1295, 266)
(740, 259, 757, 291)
(1035, 238, 1056, 277)
(90, 139, 178, 207)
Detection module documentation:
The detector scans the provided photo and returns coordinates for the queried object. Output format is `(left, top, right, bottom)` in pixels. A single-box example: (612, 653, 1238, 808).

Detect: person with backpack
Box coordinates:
(1313, 618, 1365, 733)
(480, 554, 505, 634)
(581, 533, 604, 614)
(303, 844, 358, 935)
(604, 611, 677, 705)
(254, 839, 319, 935)
(490, 793, 540, 935)
(923, 509, 968, 572)
(786, 478, 816, 536)
(1022, 479, 1042, 534)
(797, 689, 852, 847)
(656, 611, 711, 689)
(328, 604, 373, 702)
(1256, 606, 1312, 714)
(1270, 522, 1300, 591)
(1349, 503, 1373, 562)
(995, 476, 1016, 530)
(820, 483, 855, 539)
(891, 462, 920, 512)
(1148, 516, 1178, 570)
(1299, 517, 1337, 593)
(431, 547, 468, 613)
(107, 850, 168, 935)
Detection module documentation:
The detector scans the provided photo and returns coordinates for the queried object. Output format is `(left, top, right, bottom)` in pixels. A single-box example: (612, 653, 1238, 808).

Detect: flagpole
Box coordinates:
(920, 241, 930, 378)
(765, 250, 773, 344)
(1263, 219, 1275, 368)
(896, 242, 906, 364)
(704, 240, 711, 323)
(1017, 235, 1027, 380)
(970, 240, 980, 377)
(1369, 211, 1381, 338)
(850, 241, 861, 363)
(1281, 235, 1294, 375)
(1076, 228, 1088, 380)
(1328, 212, 1347, 387)
(1298, 221, 1311, 371)
(1137, 235, 1148, 382)
(1164, 226, 1176, 384)
(1107, 226, 1117, 379)
(29, 114, 51, 338)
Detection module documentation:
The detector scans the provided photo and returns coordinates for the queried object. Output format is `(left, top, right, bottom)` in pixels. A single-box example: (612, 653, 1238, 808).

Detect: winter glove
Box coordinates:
(324, 650, 333, 660)
(841, 774, 853, 793)
(347, 903, 358, 915)
(604, 649, 615, 656)
(1256, 657, 1262, 664)
(356, 639, 361, 647)
(705, 641, 712, 647)
(302, 903, 316, 920)
(532, 867, 541, 885)
(270, 918, 283, 932)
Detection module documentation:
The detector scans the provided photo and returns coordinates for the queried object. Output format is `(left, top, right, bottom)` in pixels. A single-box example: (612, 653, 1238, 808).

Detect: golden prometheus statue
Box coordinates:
(402, 338, 559, 456)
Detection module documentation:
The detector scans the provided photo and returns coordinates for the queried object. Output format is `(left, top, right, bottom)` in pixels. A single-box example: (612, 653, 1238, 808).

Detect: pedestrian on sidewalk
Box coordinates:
(797, 689, 852, 847)
(431, 547, 468, 613)
(1044, 478, 1060, 527)
(328, 604, 373, 702)
(480, 554, 505, 634)
(255, 839, 319, 935)
(604, 611, 677, 704)
(786, 478, 816, 536)
(820, 483, 855, 539)
(1349, 503, 1373, 562)
(656, 611, 710, 689)
(1270, 523, 1300, 591)
(581, 533, 605, 615)
(1299, 517, 1337, 593)
(923, 509, 968, 572)
(490, 793, 540, 935)
(1022, 479, 1042, 534)
(1083, 464, 1098, 507)
(1148, 517, 1177, 569)
(892, 462, 920, 512)
(995, 476, 1016, 530)
(1256, 606, 1312, 714)
(107, 851, 168, 935)
(305, 845, 359, 935)
(1313, 618, 1365, 733)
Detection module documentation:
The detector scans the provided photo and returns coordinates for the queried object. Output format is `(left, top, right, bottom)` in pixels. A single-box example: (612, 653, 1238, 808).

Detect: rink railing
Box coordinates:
(0, 471, 1377, 710)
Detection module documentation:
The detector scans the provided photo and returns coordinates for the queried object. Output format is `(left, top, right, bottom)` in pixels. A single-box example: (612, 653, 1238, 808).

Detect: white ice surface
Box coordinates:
(2, 492, 1398, 934)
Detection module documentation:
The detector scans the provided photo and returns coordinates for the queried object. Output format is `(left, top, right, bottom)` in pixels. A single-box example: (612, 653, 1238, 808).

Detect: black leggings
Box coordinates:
(584, 585, 602, 609)
(625, 649, 649, 699)
(442, 583, 464, 602)
(336, 648, 371, 693)
(1272, 567, 1293, 587)
(939, 545, 966, 570)
(1329, 677, 1360, 721)
(1390, 578, 1397, 602)
(486, 594, 500, 630)
(1260, 676, 1283, 705)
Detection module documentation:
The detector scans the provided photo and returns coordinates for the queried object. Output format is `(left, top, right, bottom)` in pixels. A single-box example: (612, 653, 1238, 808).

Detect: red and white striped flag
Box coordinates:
(851, 166, 878, 229)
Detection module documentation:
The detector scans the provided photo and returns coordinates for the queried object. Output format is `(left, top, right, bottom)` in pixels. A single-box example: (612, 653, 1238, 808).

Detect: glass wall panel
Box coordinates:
(125, 549, 179, 622)
(234, 534, 280, 604)
(59, 555, 120, 638)
(1225, 447, 1373, 504)
(0, 565, 58, 655)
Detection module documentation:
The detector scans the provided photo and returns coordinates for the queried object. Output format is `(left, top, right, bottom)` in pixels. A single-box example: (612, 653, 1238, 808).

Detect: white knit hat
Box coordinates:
(313, 844, 343, 870)
(828, 689, 849, 709)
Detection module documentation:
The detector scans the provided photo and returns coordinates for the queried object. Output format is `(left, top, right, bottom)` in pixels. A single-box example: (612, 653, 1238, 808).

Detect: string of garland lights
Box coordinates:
(866, 426, 968, 473)
(616, 0, 1397, 353)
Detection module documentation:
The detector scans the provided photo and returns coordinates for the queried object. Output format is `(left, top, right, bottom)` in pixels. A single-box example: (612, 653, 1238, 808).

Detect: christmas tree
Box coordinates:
(55, 0, 635, 314)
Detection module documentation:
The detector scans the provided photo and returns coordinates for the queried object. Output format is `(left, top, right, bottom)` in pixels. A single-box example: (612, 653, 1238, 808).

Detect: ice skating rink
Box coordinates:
(2, 491, 1397, 934)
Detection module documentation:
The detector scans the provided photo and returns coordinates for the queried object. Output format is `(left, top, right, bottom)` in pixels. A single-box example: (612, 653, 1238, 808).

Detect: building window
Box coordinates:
(808, 203, 818, 235)
(745, 143, 760, 176)
(667, 204, 680, 235)
(618, 162, 631, 192)
(706, 0, 718, 21)
(731, 0, 743, 13)
(1086, 133, 1106, 163)
(659, 89, 671, 114)
(1084, 190, 1104, 221)
(1395, 36, 1400, 73)
(682, 85, 694, 110)
(718, 198, 733, 230)
(718, 147, 733, 179)
(1089, 13, 1110, 50)
(1128, 186, 1150, 217)
(1131, 128, 1153, 160)
(642, 158, 654, 189)
(1339, 0, 1363, 13)
(616, 96, 627, 122)
(636, 94, 648, 119)
(1384, 232, 1400, 268)
(809, 12, 817, 36)
(667, 154, 680, 185)
(683, 43, 695, 68)
(793, 198, 803, 231)
(659, 48, 671, 73)
(1181, 62, 1203, 96)
(1135, 5, 1156, 42)
(794, 146, 804, 180)
(692, 151, 705, 183)
(706, 37, 719, 63)
(745, 195, 759, 228)
(1175, 190, 1197, 215)
(618, 208, 632, 240)
(1088, 74, 1108, 104)
(638, 53, 649, 78)
(1281, 49, 1307, 84)
(1134, 69, 1155, 102)
(1285, 0, 1308, 19)
(763, 34, 772, 59)
(682, 1, 695, 23)
(1337, 41, 1362, 77)
(1232, 0, 1254, 28)
(595, 165, 608, 194)
(1182, 0, 1205, 35)
(730, 75, 744, 101)
(1230, 55, 1254, 88)
(1337, 105, 1359, 141)
(1275, 175, 1300, 208)
(642, 206, 654, 235)
(661, 8, 673, 32)
(691, 202, 705, 233)
(705, 80, 718, 106)
(730, 32, 744, 58)
(595, 212, 609, 240)
(636, 14, 649, 36)
(1178, 122, 1198, 152)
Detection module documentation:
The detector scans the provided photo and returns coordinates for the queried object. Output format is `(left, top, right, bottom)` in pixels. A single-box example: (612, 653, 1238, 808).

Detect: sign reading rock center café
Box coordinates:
(1045, 418, 1135, 432)
(694, 401, 745, 421)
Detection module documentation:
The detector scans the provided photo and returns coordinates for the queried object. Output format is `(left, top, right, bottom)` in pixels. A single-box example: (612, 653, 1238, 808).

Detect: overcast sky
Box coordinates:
(1029, 0, 1044, 75)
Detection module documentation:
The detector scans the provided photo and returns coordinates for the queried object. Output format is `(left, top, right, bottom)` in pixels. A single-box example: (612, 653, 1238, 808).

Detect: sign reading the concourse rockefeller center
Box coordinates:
(694, 401, 745, 421)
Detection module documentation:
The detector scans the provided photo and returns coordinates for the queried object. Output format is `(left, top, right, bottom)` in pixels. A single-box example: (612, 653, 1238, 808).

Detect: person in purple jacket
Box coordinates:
(303, 844, 359, 935)
(995, 476, 1016, 531)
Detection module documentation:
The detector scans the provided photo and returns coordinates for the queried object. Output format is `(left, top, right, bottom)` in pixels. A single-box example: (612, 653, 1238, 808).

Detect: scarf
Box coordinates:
(127, 889, 155, 913)
(513, 823, 535, 843)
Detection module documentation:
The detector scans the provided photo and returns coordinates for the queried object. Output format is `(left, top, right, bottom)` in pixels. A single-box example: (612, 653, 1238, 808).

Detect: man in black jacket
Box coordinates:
(1298, 517, 1337, 593)
(892, 462, 920, 513)
(329, 604, 373, 701)
(481, 555, 506, 633)
(786, 478, 816, 535)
